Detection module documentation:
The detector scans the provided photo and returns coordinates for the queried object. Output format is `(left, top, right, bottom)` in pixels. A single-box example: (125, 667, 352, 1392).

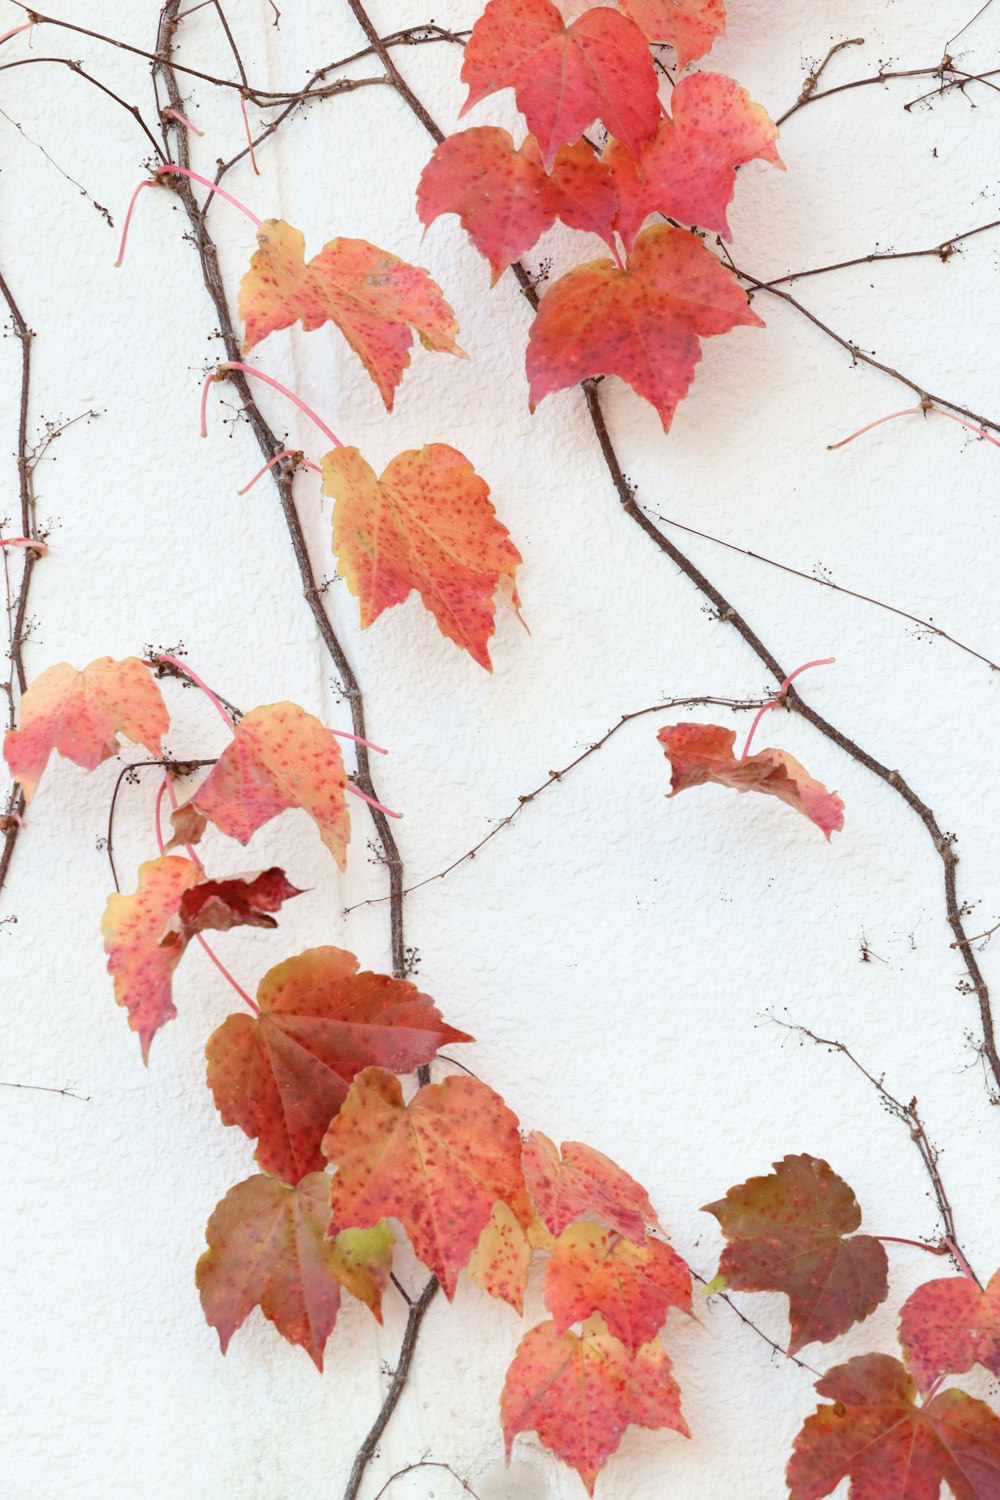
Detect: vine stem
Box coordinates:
(205, 363, 343, 449)
(238, 449, 323, 494)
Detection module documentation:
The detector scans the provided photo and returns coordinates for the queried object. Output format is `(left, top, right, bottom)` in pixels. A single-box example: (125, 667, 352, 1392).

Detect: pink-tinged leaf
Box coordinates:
(501, 1316, 689, 1493)
(900, 1270, 1000, 1393)
(787, 1353, 1000, 1500)
(4, 656, 168, 802)
(172, 867, 303, 939)
(703, 1154, 888, 1355)
(238, 219, 464, 409)
(461, 0, 661, 166)
(620, 0, 726, 70)
(526, 223, 762, 432)
(607, 72, 782, 247)
(324, 1067, 530, 1298)
(322, 444, 522, 671)
(545, 1223, 692, 1351)
(196, 1171, 343, 1369)
(206, 946, 472, 1185)
(330, 1222, 395, 1321)
(545, 138, 618, 245)
(657, 723, 845, 838)
(523, 1130, 660, 1243)
(182, 702, 351, 867)
(467, 1200, 533, 1313)
(102, 856, 201, 1061)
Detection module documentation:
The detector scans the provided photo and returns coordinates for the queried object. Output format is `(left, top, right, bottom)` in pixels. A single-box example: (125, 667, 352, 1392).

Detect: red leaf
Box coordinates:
(501, 1316, 689, 1493)
(523, 1130, 661, 1243)
(703, 1154, 889, 1355)
(787, 1353, 1000, 1500)
(4, 656, 168, 802)
(545, 1223, 692, 1351)
(657, 722, 845, 838)
(206, 946, 472, 1185)
(900, 1270, 1000, 1393)
(321, 443, 522, 671)
(619, 0, 725, 70)
(181, 702, 351, 867)
(323, 1067, 530, 1297)
(238, 220, 464, 409)
(467, 1200, 533, 1313)
(545, 137, 618, 244)
(461, 0, 661, 166)
(196, 1171, 344, 1369)
(607, 72, 782, 246)
(172, 867, 303, 938)
(525, 224, 762, 431)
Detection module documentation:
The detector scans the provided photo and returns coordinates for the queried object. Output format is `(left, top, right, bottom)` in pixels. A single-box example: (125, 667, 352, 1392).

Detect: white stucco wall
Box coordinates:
(3, 1, 1000, 1496)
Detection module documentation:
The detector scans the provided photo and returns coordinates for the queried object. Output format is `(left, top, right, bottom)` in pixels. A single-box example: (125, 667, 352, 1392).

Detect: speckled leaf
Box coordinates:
(523, 1131, 660, 1244)
(101, 855, 201, 1061)
(5, 656, 168, 802)
(322, 444, 522, 671)
(196, 1171, 343, 1369)
(526, 224, 762, 431)
(703, 1154, 888, 1355)
(206, 946, 472, 1185)
(899, 1270, 1000, 1393)
(545, 1223, 692, 1351)
(238, 219, 464, 408)
(329, 1222, 395, 1321)
(620, 0, 725, 69)
(545, 137, 617, 244)
(467, 1200, 533, 1313)
(501, 1315, 689, 1493)
(461, 0, 661, 166)
(657, 723, 845, 838)
(787, 1353, 1000, 1500)
(323, 1067, 530, 1298)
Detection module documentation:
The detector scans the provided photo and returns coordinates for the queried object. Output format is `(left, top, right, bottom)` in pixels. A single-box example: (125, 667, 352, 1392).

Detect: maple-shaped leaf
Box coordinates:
(703, 1154, 888, 1355)
(4, 656, 168, 802)
(523, 1131, 660, 1243)
(323, 1067, 529, 1298)
(606, 72, 782, 247)
(545, 1223, 692, 1352)
(526, 223, 762, 432)
(501, 1315, 689, 1493)
(620, 0, 725, 69)
(196, 1171, 347, 1369)
(171, 867, 303, 939)
(787, 1353, 1000, 1500)
(461, 0, 661, 166)
(900, 1270, 1000, 1393)
(206, 946, 472, 1185)
(329, 1222, 395, 1322)
(322, 444, 522, 671)
(657, 723, 845, 838)
(181, 702, 351, 868)
(238, 219, 464, 408)
(467, 1200, 533, 1313)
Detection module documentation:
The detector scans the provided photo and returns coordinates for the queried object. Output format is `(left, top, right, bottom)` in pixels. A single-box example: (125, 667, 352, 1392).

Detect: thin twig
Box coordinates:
(372, 1460, 481, 1500)
(0, 1079, 90, 1100)
(760, 218, 1000, 290)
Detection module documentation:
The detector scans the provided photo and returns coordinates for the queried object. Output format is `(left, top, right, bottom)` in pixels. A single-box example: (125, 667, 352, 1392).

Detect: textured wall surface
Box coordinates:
(3, 1, 1000, 1497)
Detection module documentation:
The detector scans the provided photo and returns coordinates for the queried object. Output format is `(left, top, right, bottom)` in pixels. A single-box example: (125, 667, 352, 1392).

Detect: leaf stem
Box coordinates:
(156, 162, 262, 224)
(162, 105, 204, 135)
(237, 448, 322, 494)
(943, 1235, 979, 1283)
(207, 362, 344, 450)
(872, 1234, 949, 1254)
(238, 94, 260, 174)
(739, 658, 835, 759)
(154, 652, 236, 731)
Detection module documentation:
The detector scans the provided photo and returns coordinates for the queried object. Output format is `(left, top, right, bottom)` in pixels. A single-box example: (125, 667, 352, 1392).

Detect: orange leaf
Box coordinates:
(703, 1154, 888, 1355)
(658, 722, 845, 838)
(207, 946, 472, 1185)
(523, 1130, 661, 1243)
(501, 1315, 689, 1493)
(196, 1171, 344, 1369)
(238, 219, 464, 409)
(899, 1270, 1000, 1393)
(461, 0, 661, 166)
(526, 224, 762, 431)
(787, 1353, 1000, 1500)
(323, 1067, 529, 1297)
(322, 444, 522, 671)
(4, 656, 168, 802)
(467, 1200, 533, 1313)
(545, 1223, 692, 1351)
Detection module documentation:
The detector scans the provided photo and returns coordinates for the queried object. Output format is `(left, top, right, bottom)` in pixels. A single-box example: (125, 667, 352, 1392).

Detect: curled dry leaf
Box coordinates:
(171, 867, 303, 939)
(658, 723, 845, 838)
(321, 444, 523, 671)
(545, 1222, 692, 1352)
(523, 1130, 660, 1243)
(4, 656, 168, 802)
(206, 945, 472, 1184)
(899, 1269, 1000, 1393)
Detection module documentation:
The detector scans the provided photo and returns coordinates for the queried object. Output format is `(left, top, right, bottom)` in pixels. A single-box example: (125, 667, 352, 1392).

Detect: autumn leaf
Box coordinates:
(323, 1067, 529, 1298)
(171, 867, 303, 939)
(321, 444, 522, 671)
(501, 1315, 689, 1493)
(787, 1353, 1000, 1500)
(621, 0, 725, 69)
(4, 656, 168, 802)
(702, 1154, 888, 1355)
(329, 1222, 396, 1322)
(606, 72, 782, 247)
(238, 219, 464, 408)
(461, 0, 661, 166)
(899, 1270, 1000, 1393)
(545, 1223, 692, 1351)
(467, 1200, 533, 1313)
(526, 224, 762, 432)
(523, 1130, 660, 1243)
(180, 702, 351, 868)
(657, 723, 845, 838)
(206, 946, 472, 1185)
